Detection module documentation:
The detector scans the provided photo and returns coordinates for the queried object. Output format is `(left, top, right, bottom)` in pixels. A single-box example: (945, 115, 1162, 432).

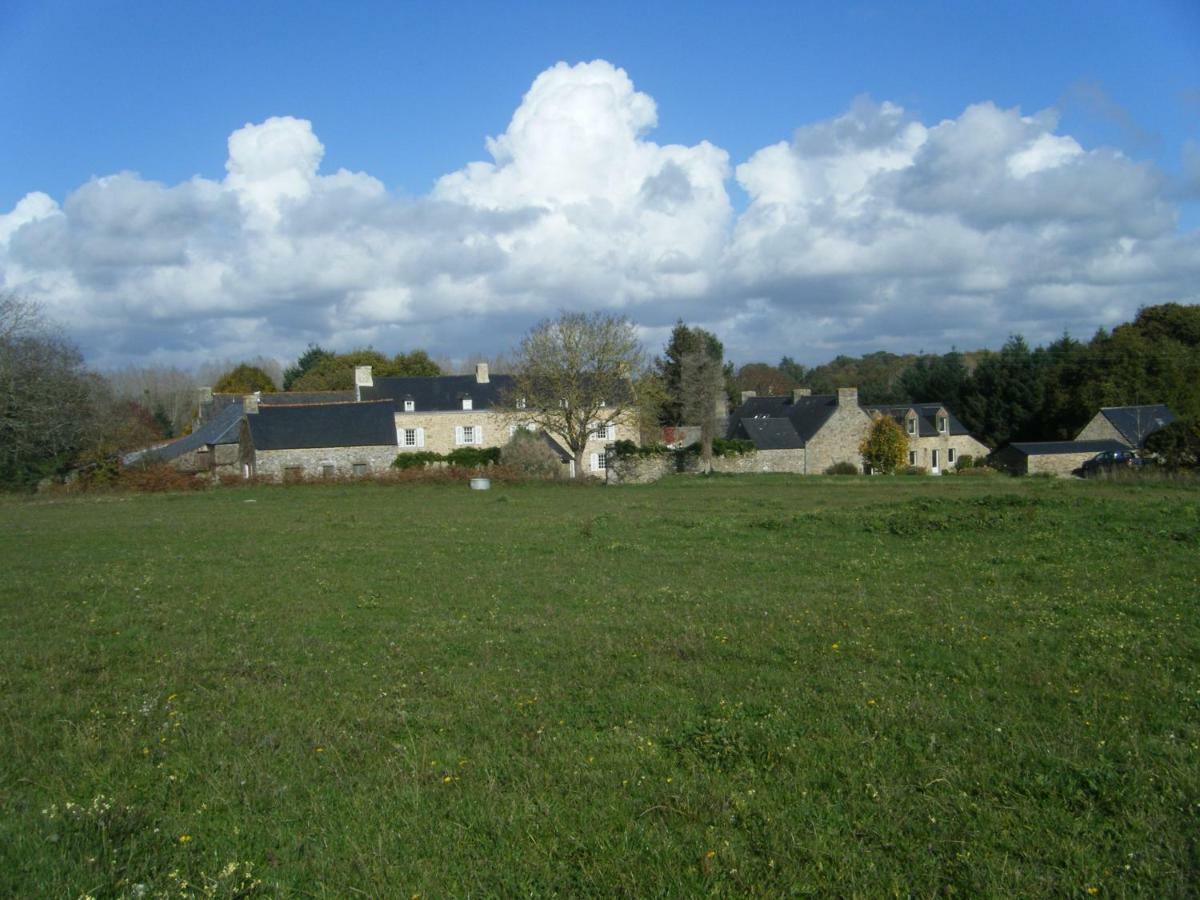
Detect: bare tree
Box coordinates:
(680, 349, 726, 472)
(0, 295, 93, 487)
(103, 364, 198, 436)
(504, 311, 643, 477)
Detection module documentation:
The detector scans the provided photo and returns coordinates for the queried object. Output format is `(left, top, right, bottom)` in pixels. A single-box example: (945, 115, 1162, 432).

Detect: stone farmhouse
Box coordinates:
(995, 404, 1177, 476)
(144, 363, 633, 481)
(239, 398, 400, 480)
(724, 387, 988, 475)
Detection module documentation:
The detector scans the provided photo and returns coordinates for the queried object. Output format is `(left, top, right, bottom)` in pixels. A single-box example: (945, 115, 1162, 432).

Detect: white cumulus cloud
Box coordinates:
(0, 61, 1196, 370)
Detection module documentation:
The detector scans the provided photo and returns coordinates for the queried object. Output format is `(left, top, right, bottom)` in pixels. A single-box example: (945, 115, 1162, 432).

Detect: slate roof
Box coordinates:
(246, 401, 397, 451)
(123, 400, 245, 465)
(1005, 439, 1127, 456)
(261, 391, 356, 406)
(361, 374, 517, 411)
(734, 417, 805, 450)
(725, 394, 843, 449)
(1097, 405, 1176, 447)
(866, 403, 973, 437)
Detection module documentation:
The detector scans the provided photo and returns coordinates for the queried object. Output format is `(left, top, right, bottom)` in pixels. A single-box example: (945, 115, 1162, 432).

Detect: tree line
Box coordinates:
(3, 292, 1197, 490)
(725, 303, 1200, 448)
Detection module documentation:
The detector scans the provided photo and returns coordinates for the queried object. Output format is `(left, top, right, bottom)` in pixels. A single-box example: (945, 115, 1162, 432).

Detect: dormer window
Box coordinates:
(516, 397, 527, 410)
(906, 415, 917, 436)
(462, 398, 473, 411)
(404, 399, 415, 412)
(938, 415, 948, 434)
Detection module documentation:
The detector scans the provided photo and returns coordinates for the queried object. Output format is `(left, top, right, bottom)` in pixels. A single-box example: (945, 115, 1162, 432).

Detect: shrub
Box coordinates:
(954, 465, 1000, 477)
(956, 454, 975, 469)
(392, 451, 443, 470)
(711, 438, 756, 457)
(502, 430, 564, 479)
(902, 465, 928, 476)
(114, 464, 207, 493)
(444, 446, 501, 468)
(825, 461, 859, 475)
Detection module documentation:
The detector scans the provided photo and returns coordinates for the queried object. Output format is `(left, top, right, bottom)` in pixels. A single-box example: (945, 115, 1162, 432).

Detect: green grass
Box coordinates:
(1, 476, 1198, 897)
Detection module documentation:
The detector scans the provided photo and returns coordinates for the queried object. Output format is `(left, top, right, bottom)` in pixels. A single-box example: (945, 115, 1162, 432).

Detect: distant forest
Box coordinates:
(735, 303, 1200, 448)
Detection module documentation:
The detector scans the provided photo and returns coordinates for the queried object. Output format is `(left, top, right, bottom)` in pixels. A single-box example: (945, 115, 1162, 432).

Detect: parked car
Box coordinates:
(1080, 449, 1152, 476)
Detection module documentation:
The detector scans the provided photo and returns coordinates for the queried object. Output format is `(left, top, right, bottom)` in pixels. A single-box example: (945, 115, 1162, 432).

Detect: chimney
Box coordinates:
(740, 390, 757, 404)
(836, 386, 859, 407)
(475, 362, 490, 384)
(243, 392, 260, 414)
(354, 365, 373, 402)
(791, 387, 811, 402)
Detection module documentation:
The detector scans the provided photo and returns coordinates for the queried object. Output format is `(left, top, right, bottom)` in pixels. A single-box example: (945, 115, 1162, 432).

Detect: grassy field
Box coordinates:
(1, 475, 1197, 897)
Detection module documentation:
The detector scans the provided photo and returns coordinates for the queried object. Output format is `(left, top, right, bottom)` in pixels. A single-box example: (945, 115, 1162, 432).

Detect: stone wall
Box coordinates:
(1075, 414, 1128, 446)
(1026, 451, 1093, 477)
(607, 454, 676, 485)
(249, 445, 399, 481)
(607, 448, 807, 483)
(708, 449, 805, 474)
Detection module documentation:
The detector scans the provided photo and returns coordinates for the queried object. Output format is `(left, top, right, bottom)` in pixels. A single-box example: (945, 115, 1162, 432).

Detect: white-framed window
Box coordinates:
(456, 425, 481, 445)
(938, 415, 948, 433)
(593, 422, 612, 441)
(906, 417, 917, 435)
(396, 426, 425, 448)
(516, 397, 527, 410)
(590, 451, 607, 471)
(908, 450, 917, 466)
(948, 447, 957, 464)
(403, 428, 417, 447)
(404, 399, 415, 412)
(462, 398, 473, 410)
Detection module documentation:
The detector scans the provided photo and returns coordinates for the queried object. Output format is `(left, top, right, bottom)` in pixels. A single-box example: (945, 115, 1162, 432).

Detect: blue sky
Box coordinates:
(1, 0, 1198, 368)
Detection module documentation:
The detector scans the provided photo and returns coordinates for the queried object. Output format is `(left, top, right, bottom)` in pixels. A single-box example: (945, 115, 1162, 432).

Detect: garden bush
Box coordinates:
(392, 451, 443, 470)
(902, 465, 928, 476)
(712, 438, 756, 457)
(502, 430, 564, 479)
(825, 461, 859, 475)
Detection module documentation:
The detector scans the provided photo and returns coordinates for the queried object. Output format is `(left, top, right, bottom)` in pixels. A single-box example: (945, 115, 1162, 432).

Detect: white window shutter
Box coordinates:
(395, 426, 402, 446)
(590, 453, 599, 471)
(477, 426, 484, 445)
(417, 427, 425, 449)
(609, 424, 617, 441)
(455, 426, 464, 445)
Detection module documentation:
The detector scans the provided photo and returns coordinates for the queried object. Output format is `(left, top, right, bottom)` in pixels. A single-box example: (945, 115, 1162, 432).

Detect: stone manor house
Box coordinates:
(132, 363, 630, 481)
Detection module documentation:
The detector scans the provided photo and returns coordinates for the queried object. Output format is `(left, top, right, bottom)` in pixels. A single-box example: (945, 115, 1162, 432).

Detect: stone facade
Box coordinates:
(1075, 414, 1128, 446)
(391, 408, 635, 478)
(803, 389, 873, 474)
(1025, 451, 1096, 477)
(903, 434, 991, 473)
(246, 445, 399, 481)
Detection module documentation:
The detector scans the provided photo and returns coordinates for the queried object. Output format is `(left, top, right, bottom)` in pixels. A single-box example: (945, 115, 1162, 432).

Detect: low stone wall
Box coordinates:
(607, 454, 675, 485)
(251, 445, 398, 481)
(708, 449, 806, 474)
(607, 448, 806, 483)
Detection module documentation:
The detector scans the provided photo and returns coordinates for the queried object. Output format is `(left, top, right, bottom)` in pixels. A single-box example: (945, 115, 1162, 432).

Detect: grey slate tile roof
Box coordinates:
(246, 401, 397, 451)
(1098, 405, 1176, 447)
(261, 391, 356, 406)
(865, 403, 972, 437)
(124, 400, 245, 465)
(1006, 439, 1127, 456)
(734, 417, 805, 450)
(361, 374, 516, 411)
(726, 394, 840, 449)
